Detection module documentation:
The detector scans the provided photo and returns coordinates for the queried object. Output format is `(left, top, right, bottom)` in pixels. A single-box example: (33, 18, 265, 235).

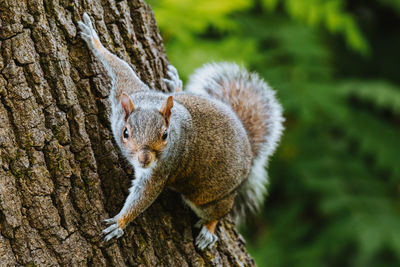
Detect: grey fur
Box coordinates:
(163, 65, 182, 91)
(78, 13, 284, 250)
(186, 62, 284, 223)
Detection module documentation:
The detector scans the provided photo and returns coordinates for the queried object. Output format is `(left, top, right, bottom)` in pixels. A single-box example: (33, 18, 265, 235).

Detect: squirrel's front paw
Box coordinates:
(78, 13, 101, 50)
(163, 65, 183, 92)
(195, 226, 218, 250)
(103, 217, 124, 241)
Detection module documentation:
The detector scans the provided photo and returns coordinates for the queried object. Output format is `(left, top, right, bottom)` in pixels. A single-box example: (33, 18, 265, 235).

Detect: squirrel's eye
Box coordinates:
(123, 128, 129, 139)
(162, 129, 168, 141)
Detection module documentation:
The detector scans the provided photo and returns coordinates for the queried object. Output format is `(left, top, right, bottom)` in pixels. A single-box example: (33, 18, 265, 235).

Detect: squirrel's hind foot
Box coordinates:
(195, 225, 218, 250)
(195, 220, 219, 250)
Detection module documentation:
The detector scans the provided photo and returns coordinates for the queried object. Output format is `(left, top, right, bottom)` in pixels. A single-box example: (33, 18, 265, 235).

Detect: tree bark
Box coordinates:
(0, 0, 255, 266)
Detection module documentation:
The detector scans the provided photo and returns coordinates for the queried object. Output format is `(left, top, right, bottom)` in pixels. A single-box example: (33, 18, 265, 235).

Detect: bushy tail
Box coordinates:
(186, 62, 284, 223)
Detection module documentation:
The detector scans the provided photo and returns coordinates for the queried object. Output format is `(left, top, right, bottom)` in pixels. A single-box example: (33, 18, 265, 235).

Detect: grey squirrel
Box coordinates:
(78, 13, 284, 250)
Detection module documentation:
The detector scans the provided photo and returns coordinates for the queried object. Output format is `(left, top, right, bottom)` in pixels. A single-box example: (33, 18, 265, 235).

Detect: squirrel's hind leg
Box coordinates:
(188, 192, 236, 250)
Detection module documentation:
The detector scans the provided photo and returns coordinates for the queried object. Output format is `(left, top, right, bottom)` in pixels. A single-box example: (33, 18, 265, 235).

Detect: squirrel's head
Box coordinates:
(118, 93, 173, 169)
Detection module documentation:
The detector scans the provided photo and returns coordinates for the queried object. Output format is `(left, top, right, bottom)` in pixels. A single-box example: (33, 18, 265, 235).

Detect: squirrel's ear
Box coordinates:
(160, 96, 174, 125)
(121, 93, 135, 121)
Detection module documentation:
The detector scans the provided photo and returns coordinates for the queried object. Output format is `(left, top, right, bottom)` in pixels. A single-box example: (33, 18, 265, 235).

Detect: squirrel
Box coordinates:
(78, 13, 284, 250)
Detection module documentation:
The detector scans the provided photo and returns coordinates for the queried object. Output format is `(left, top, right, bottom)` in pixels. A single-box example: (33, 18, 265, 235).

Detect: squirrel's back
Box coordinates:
(186, 62, 284, 222)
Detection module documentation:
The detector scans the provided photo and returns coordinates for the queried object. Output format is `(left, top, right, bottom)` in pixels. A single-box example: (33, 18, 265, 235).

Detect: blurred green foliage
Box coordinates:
(149, 0, 400, 266)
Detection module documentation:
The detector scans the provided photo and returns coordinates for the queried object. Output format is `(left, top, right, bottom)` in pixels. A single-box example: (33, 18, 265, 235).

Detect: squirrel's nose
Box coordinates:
(137, 150, 152, 167)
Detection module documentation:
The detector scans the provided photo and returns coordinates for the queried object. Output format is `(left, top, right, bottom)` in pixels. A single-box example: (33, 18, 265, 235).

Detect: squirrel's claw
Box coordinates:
(195, 226, 218, 250)
(103, 221, 124, 241)
(103, 217, 117, 225)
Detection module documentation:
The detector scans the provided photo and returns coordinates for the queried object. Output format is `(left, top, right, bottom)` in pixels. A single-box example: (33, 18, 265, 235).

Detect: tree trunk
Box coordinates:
(0, 0, 255, 266)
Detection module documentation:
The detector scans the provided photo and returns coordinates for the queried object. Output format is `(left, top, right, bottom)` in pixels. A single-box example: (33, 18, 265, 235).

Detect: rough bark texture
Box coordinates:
(0, 0, 255, 266)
